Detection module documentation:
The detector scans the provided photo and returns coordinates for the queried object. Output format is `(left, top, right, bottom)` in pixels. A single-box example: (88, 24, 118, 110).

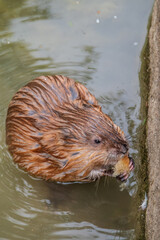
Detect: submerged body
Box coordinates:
(6, 75, 134, 182)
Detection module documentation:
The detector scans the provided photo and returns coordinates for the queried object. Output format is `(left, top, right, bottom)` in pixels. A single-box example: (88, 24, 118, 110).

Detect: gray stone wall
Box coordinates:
(146, 0, 160, 239)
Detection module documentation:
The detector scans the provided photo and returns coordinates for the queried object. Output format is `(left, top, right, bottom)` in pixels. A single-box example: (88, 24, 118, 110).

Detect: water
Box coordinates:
(0, 0, 153, 239)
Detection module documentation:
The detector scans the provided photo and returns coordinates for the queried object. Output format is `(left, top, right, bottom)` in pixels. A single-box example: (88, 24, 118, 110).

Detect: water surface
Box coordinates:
(0, 0, 153, 239)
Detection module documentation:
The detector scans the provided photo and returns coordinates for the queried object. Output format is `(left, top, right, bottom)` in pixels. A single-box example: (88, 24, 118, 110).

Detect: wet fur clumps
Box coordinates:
(6, 75, 134, 182)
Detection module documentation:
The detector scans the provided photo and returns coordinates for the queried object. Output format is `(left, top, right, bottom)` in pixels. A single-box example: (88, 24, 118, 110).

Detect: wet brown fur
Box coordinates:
(6, 75, 133, 182)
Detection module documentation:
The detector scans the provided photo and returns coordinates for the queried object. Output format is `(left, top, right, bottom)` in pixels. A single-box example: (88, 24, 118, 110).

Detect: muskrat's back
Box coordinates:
(6, 75, 134, 182)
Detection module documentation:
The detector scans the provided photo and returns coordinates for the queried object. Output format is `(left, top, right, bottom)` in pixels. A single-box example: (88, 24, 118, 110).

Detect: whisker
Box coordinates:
(104, 176, 107, 186)
(95, 178, 100, 192)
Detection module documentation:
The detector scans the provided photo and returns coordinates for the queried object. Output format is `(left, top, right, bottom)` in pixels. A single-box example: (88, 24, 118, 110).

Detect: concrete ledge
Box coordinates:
(146, 0, 160, 239)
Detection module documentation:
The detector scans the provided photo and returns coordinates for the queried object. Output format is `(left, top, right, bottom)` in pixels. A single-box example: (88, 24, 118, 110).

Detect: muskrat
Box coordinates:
(6, 75, 134, 182)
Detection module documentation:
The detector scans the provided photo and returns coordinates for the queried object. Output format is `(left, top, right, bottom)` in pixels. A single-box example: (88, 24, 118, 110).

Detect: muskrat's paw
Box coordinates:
(116, 172, 129, 182)
(129, 156, 135, 171)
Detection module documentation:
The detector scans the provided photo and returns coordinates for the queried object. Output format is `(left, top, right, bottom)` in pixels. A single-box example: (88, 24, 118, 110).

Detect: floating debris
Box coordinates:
(68, 21, 73, 27)
(133, 42, 138, 46)
(96, 18, 100, 24)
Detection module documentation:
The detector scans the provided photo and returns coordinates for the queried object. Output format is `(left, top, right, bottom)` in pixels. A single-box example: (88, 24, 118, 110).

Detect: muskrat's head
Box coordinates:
(6, 75, 134, 182)
(52, 104, 134, 182)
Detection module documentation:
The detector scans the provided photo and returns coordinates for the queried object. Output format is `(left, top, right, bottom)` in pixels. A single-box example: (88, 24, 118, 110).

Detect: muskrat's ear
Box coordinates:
(40, 131, 61, 151)
(61, 128, 78, 143)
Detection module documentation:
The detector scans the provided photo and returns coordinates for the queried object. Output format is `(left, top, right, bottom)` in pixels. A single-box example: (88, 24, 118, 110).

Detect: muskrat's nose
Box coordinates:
(121, 143, 128, 154)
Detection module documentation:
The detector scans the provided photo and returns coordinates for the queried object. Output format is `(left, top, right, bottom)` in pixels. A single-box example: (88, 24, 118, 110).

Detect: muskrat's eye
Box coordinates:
(94, 139, 101, 144)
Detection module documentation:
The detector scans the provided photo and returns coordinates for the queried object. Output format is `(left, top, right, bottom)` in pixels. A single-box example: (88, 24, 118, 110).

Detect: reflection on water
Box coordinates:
(0, 155, 134, 239)
(0, 0, 153, 239)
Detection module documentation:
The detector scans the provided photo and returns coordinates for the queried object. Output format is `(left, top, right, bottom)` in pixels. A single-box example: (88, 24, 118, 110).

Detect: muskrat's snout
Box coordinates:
(120, 143, 129, 155)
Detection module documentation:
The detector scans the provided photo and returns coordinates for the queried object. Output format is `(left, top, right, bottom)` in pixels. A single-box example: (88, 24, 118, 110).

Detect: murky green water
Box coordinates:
(0, 0, 153, 239)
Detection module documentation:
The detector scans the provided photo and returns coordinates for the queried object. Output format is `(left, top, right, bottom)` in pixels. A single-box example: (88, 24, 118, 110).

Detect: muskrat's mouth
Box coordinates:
(103, 165, 114, 177)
